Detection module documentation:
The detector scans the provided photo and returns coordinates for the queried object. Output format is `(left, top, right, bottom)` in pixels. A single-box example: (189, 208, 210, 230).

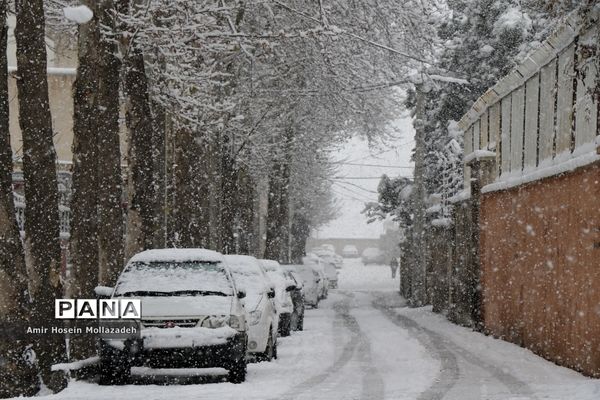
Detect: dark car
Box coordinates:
(283, 269, 305, 331)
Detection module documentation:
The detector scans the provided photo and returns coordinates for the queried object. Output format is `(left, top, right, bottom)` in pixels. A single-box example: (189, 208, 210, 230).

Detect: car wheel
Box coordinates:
(272, 338, 278, 360)
(99, 356, 130, 385)
(259, 329, 275, 362)
(228, 357, 247, 383)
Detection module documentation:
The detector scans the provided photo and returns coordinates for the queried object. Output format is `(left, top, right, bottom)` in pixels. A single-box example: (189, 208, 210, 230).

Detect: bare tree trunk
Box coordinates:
(14, 0, 67, 391)
(151, 101, 166, 248)
(237, 167, 256, 255)
(220, 142, 237, 254)
(265, 128, 292, 263)
(290, 212, 309, 263)
(97, 0, 124, 286)
(69, 0, 100, 360)
(169, 125, 211, 248)
(265, 159, 291, 263)
(123, 52, 155, 260)
(0, 2, 37, 395)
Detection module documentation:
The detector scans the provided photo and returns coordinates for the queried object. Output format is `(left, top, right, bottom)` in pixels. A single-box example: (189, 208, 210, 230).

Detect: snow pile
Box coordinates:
(63, 5, 93, 24)
(51, 356, 99, 372)
(142, 326, 238, 349)
(431, 218, 453, 227)
(493, 6, 532, 38)
(464, 149, 496, 164)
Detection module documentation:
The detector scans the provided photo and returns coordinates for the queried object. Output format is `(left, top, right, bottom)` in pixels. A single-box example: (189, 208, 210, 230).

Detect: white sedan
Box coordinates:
(224, 255, 278, 361)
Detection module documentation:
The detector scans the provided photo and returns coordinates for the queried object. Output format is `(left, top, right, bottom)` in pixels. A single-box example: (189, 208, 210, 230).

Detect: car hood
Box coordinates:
(137, 296, 232, 318)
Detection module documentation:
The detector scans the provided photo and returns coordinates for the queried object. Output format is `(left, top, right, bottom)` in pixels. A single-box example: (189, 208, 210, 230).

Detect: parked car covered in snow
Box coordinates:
(224, 255, 278, 361)
(98, 249, 249, 384)
(259, 259, 296, 336)
(361, 247, 385, 265)
(304, 254, 328, 299)
(313, 248, 343, 270)
(342, 244, 360, 258)
(286, 264, 320, 308)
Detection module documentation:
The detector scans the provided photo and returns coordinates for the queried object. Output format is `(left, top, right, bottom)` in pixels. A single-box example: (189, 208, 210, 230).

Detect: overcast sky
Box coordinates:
(315, 116, 415, 239)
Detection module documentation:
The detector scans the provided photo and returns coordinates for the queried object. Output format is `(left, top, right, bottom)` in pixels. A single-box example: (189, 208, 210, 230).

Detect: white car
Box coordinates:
(259, 259, 295, 336)
(98, 249, 249, 384)
(361, 247, 385, 265)
(304, 254, 328, 299)
(342, 244, 360, 258)
(311, 250, 340, 288)
(225, 255, 278, 361)
(285, 264, 320, 308)
(313, 248, 343, 270)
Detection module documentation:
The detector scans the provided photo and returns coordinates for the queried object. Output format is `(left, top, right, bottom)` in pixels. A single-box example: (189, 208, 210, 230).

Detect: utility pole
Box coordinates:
(409, 83, 428, 306)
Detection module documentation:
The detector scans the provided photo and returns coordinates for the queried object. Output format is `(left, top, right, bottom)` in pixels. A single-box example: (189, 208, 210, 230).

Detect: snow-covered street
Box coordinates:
(23, 259, 599, 400)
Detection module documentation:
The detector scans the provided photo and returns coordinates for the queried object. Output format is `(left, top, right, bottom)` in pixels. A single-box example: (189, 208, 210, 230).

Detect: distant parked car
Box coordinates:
(286, 264, 320, 308)
(282, 269, 305, 331)
(98, 249, 249, 384)
(304, 254, 328, 299)
(342, 245, 360, 258)
(225, 255, 278, 362)
(313, 248, 343, 269)
(321, 244, 336, 253)
(259, 259, 295, 337)
(361, 247, 385, 265)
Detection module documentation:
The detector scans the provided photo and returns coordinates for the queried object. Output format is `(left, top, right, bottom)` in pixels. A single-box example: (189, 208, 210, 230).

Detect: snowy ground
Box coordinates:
(20, 259, 600, 400)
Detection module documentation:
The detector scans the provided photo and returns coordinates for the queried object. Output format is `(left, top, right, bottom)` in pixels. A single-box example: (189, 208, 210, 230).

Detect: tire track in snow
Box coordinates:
(274, 294, 384, 400)
(334, 295, 385, 400)
(372, 294, 537, 400)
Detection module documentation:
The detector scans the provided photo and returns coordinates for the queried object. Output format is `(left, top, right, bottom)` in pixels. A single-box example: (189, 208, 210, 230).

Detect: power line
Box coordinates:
(345, 138, 416, 163)
(333, 176, 412, 180)
(332, 161, 413, 169)
(331, 187, 373, 204)
(333, 179, 378, 194)
(332, 182, 376, 201)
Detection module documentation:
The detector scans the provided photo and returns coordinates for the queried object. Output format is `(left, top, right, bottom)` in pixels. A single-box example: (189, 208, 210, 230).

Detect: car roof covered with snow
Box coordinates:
(258, 259, 281, 272)
(129, 248, 225, 264)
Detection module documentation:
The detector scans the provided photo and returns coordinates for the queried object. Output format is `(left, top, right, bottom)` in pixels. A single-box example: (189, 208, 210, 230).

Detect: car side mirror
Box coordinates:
(267, 288, 276, 298)
(237, 290, 246, 299)
(94, 286, 113, 299)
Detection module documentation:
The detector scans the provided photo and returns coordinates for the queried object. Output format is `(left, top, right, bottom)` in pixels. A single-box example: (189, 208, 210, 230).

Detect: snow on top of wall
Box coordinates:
(7, 66, 77, 76)
(425, 204, 442, 215)
(464, 150, 496, 164)
(129, 248, 225, 263)
(483, 140, 600, 194)
(63, 6, 93, 24)
(431, 218, 453, 227)
(448, 188, 470, 204)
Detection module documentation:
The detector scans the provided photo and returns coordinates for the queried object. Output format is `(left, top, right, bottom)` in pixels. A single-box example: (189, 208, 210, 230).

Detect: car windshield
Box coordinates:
(114, 261, 233, 297)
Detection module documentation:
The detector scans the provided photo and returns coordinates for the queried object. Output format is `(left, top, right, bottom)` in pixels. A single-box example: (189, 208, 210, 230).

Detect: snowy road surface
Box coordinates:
(26, 259, 600, 400)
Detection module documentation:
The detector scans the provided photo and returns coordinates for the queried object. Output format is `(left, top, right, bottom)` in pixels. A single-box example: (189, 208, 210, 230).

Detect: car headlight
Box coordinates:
(249, 310, 262, 325)
(228, 315, 244, 330)
(199, 315, 228, 328)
